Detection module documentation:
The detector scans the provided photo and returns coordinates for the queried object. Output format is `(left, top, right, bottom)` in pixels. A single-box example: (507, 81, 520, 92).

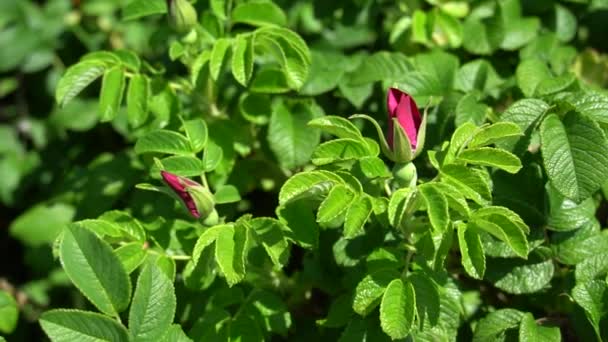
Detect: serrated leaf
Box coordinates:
(279, 170, 343, 205)
(473, 309, 524, 342)
(40, 309, 129, 342)
(470, 206, 529, 258)
(571, 280, 608, 338)
(312, 138, 372, 165)
(519, 313, 561, 342)
(126, 74, 149, 127)
(388, 188, 415, 228)
(344, 195, 373, 238)
(114, 242, 146, 274)
(210, 38, 232, 81)
(419, 184, 449, 233)
(575, 252, 608, 283)
(56, 61, 106, 107)
(99, 66, 126, 122)
(231, 0, 286, 27)
(191, 225, 228, 267)
(267, 100, 322, 169)
(379, 279, 415, 339)
(458, 224, 485, 279)
(409, 272, 440, 328)
(308, 115, 363, 140)
(469, 122, 523, 148)
(458, 147, 522, 173)
(485, 252, 554, 294)
(151, 156, 204, 177)
(134, 130, 192, 155)
(348, 52, 412, 85)
(317, 185, 355, 224)
(182, 118, 208, 153)
(215, 226, 245, 286)
(516, 59, 552, 98)
(540, 112, 608, 203)
(128, 263, 176, 342)
(440, 164, 491, 205)
(232, 34, 254, 86)
(353, 269, 400, 316)
(250, 218, 289, 268)
(60, 224, 131, 316)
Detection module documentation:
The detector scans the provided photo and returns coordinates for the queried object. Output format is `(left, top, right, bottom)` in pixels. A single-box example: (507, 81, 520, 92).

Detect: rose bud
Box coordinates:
(161, 171, 214, 219)
(386, 87, 427, 163)
(166, 0, 198, 33)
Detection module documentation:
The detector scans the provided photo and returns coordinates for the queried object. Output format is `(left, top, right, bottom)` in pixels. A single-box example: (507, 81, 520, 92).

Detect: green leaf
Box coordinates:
(40, 309, 129, 342)
(126, 74, 149, 127)
(214, 185, 241, 204)
(9, 203, 75, 247)
(347, 52, 412, 85)
(419, 183, 450, 233)
(254, 27, 311, 90)
(301, 50, 347, 96)
(353, 269, 400, 316)
(458, 224, 486, 279)
(99, 66, 126, 122)
(356, 157, 391, 179)
(317, 185, 356, 224)
(469, 122, 523, 148)
(278, 170, 343, 205)
(56, 61, 106, 107)
(572, 280, 608, 338)
(455, 93, 488, 127)
(239, 92, 271, 124)
(457, 147, 522, 173)
(151, 156, 204, 177)
(122, 0, 166, 21)
(575, 252, 608, 283)
(498, 99, 549, 153)
(210, 38, 232, 81)
(409, 272, 440, 328)
(60, 224, 131, 316)
(0, 291, 17, 334)
(277, 200, 319, 249)
(470, 206, 529, 258)
(540, 112, 608, 202)
(231, 0, 286, 27)
(134, 130, 192, 155)
(379, 279, 415, 339)
(547, 186, 595, 232)
(485, 252, 554, 294)
(519, 313, 561, 342)
(454, 59, 503, 95)
(344, 195, 373, 238)
(388, 188, 416, 228)
(473, 309, 524, 342)
(215, 226, 245, 286)
(308, 115, 363, 140)
(552, 221, 608, 265)
(191, 225, 228, 267)
(231, 34, 254, 86)
(516, 59, 552, 97)
(440, 165, 491, 205)
(160, 325, 193, 342)
(128, 263, 176, 342)
(462, 16, 502, 55)
(114, 242, 146, 274)
(250, 67, 290, 94)
(267, 100, 322, 169)
(250, 218, 289, 268)
(312, 138, 372, 166)
(182, 118, 208, 153)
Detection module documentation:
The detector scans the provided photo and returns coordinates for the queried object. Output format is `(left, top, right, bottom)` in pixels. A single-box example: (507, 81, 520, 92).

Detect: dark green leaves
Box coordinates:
(128, 263, 176, 341)
(541, 112, 608, 202)
(40, 310, 130, 342)
(56, 61, 106, 107)
(60, 224, 131, 316)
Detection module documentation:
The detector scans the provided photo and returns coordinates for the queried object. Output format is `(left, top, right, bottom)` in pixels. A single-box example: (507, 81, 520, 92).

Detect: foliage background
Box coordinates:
(2, 0, 608, 340)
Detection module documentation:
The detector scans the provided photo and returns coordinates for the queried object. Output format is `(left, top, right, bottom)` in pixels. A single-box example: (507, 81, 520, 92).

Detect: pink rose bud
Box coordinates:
(387, 87, 422, 151)
(161, 171, 214, 219)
